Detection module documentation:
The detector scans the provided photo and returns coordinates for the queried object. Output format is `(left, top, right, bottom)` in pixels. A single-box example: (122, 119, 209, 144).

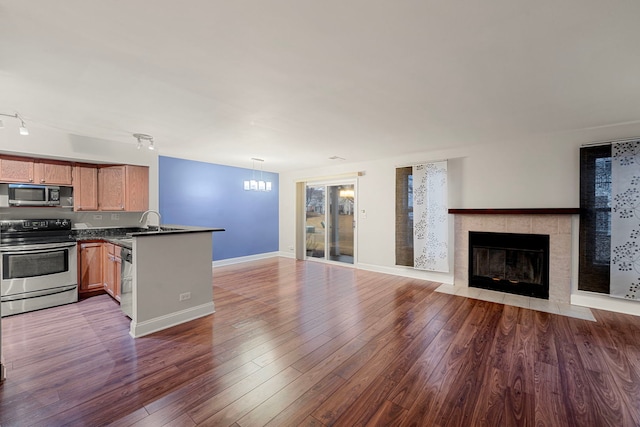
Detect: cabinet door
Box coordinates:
(34, 161, 73, 185)
(0, 157, 34, 183)
(98, 166, 126, 211)
(103, 243, 122, 301)
(124, 165, 149, 212)
(79, 242, 104, 293)
(113, 253, 122, 301)
(103, 243, 116, 297)
(73, 166, 99, 211)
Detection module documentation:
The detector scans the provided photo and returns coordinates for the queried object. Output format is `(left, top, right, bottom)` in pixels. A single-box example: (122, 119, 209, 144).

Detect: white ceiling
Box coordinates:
(1, 1, 640, 172)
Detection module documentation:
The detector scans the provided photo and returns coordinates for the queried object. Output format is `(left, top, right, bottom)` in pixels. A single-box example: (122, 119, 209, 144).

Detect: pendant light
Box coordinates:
(244, 158, 272, 191)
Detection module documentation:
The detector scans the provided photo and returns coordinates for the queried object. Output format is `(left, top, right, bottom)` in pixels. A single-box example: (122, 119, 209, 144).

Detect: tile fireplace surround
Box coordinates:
(451, 210, 576, 304)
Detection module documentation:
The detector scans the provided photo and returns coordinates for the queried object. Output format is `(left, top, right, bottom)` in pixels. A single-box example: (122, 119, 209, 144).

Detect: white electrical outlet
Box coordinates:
(179, 292, 191, 301)
(288, 245, 294, 251)
(111, 213, 120, 220)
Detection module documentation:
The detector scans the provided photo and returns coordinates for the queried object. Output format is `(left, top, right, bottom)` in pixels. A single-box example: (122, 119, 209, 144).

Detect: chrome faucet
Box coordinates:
(139, 210, 162, 228)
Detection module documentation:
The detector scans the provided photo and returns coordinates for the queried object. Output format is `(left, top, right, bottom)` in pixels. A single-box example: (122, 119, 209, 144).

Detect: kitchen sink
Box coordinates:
(126, 225, 185, 236)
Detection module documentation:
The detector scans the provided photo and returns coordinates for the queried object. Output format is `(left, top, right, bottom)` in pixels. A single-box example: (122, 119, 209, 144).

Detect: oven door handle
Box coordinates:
(1, 284, 77, 302)
(0, 242, 77, 252)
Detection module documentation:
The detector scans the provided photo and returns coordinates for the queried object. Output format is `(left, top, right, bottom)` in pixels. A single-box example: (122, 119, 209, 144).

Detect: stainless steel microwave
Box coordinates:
(8, 184, 61, 206)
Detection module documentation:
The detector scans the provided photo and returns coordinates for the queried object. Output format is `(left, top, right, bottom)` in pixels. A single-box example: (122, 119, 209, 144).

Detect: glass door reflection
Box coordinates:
(305, 183, 355, 265)
(328, 185, 354, 264)
(305, 185, 325, 259)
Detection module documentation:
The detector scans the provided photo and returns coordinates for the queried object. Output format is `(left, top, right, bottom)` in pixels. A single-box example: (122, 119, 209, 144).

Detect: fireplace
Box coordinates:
(469, 231, 550, 299)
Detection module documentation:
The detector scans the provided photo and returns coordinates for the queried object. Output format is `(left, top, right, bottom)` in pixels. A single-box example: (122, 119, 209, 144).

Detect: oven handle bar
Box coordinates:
(0, 242, 77, 252)
(0, 284, 77, 302)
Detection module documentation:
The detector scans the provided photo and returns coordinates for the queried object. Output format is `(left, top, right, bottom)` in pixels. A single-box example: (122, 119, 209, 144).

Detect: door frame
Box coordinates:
(296, 178, 358, 265)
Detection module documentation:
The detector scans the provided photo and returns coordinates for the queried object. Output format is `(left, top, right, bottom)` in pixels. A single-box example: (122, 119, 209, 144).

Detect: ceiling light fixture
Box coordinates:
(243, 158, 272, 192)
(0, 112, 28, 136)
(133, 133, 155, 150)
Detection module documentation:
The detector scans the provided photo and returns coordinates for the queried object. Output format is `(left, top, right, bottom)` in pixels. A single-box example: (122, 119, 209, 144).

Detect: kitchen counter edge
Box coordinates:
(128, 225, 225, 236)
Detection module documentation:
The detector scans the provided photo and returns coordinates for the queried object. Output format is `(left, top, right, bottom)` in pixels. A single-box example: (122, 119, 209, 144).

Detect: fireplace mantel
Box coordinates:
(449, 208, 579, 215)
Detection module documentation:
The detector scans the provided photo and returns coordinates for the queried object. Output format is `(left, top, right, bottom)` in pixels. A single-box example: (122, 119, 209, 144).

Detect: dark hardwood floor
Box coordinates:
(1, 258, 640, 426)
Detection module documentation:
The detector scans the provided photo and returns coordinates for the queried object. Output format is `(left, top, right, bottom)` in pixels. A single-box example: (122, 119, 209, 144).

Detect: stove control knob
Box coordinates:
(61, 220, 69, 228)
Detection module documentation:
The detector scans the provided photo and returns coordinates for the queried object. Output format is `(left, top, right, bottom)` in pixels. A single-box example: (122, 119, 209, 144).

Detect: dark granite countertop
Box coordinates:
(73, 225, 225, 249)
(128, 224, 225, 237)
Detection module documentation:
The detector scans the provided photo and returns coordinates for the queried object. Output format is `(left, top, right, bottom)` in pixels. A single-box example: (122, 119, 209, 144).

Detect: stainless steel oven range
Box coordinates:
(1, 219, 77, 317)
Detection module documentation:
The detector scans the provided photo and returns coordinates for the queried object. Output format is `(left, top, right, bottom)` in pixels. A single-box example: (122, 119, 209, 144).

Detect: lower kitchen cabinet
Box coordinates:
(103, 243, 121, 301)
(78, 241, 121, 302)
(78, 241, 105, 295)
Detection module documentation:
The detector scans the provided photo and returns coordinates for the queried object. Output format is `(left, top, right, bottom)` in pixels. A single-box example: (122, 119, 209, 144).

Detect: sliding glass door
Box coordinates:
(305, 182, 355, 264)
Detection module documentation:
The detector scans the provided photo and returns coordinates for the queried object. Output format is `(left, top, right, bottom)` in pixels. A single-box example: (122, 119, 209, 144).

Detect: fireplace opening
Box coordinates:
(469, 231, 550, 299)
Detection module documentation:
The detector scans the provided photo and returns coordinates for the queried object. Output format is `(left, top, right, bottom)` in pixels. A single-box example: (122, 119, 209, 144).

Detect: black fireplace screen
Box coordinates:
(472, 247, 544, 284)
(469, 232, 550, 299)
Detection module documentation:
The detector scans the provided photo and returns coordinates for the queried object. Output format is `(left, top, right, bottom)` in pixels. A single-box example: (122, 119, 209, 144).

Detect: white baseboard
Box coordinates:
(129, 302, 216, 338)
(356, 263, 454, 284)
(277, 251, 296, 259)
(571, 292, 640, 317)
(212, 252, 280, 267)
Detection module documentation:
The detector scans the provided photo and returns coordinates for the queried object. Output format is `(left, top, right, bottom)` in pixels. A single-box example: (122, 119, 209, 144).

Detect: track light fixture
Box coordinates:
(133, 133, 155, 150)
(0, 112, 28, 136)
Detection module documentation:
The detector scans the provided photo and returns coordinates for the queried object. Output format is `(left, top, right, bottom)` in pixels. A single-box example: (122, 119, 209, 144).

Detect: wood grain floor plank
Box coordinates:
(429, 300, 505, 426)
(490, 304, 519, 371)
(388, 317, 464, 409)
(553, 315, 598, 427)
(191, 366, 301, 425)
(534, 310, 559, 367)
(132, 362, 263, 427)
(534, 361, 569, 427)
(1, 258, 639, 426)
(318, 293, 453, 425)
(468, 366, 508, 427)
(185, 362, 296, 424)
(503, 308, 536, 426)
(584, 368, 635, 427)
(263, 373, 346, 427)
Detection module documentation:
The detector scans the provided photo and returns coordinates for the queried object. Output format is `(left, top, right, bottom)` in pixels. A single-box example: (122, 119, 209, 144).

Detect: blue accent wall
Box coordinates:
(159, 156, 279, 261)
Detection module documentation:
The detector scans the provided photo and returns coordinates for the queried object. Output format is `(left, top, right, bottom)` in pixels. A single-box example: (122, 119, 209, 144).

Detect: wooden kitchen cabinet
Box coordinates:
(78, 241, 105, 296)
(0, 156, 34, 183)
(73, 165, 99, 211)
(34, 160, 73, 185)
(103, 243, 121, 301)
(0, 156, 72, 185)
(98, 165, 149, 211)
(0, 153, 149, 212)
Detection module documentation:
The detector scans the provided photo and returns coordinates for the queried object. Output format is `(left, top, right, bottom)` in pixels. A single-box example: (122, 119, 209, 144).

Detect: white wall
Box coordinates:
(279, 123, 640, 283)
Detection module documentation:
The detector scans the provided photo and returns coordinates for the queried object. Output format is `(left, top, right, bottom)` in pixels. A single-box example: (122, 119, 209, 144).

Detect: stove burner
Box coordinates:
(0, 219, 74, 247)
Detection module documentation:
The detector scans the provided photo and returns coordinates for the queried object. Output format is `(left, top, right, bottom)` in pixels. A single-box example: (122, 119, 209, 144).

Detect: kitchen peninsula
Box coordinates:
(121, 225, 225, 338)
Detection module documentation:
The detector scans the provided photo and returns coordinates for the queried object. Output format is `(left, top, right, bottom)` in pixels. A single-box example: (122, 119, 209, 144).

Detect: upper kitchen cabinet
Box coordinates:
(0, 156, 34, 183)
(0, 156, 72, 185)
(98, 165, 149, 211)
(73, 165, 99, 211)
(34, 160, 73, 185)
